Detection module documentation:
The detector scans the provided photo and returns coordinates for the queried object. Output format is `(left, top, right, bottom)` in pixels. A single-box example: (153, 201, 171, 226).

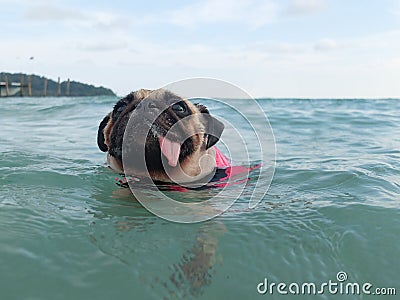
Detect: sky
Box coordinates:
(1, 0, 400, 98)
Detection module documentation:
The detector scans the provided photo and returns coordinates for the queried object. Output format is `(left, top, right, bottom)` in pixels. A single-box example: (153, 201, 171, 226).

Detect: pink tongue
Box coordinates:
(158, 136, 181, 167)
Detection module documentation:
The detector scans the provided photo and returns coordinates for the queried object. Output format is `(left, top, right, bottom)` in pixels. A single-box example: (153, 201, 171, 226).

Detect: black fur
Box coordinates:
(112, 92, 137, 121)
(205, 116, 224, 150)
(194, 103, 224, 150)
(97, 114, 110, 152)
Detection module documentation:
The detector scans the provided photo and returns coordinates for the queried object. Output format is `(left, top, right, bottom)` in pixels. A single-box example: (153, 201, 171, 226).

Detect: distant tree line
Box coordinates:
(0, 72, 115, 97)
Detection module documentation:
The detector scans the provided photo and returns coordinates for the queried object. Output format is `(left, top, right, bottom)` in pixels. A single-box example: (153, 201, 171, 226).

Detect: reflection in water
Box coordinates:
(165, 222, 226, 298)
(90, 183, 227, 298)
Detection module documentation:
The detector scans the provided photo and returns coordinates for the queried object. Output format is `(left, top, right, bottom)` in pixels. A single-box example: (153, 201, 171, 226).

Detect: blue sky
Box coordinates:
(1, 0, 400, 98)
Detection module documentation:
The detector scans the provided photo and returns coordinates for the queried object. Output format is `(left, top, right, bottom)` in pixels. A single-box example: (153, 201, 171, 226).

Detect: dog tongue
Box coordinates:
(158, 136, 181, 167)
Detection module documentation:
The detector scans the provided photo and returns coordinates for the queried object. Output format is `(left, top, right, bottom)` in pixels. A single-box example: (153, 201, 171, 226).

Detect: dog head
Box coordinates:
(97, 89, 224, 179)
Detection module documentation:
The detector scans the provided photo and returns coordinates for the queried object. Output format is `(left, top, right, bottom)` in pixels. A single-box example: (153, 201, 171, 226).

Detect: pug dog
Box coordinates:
(97, 89, 226, 183)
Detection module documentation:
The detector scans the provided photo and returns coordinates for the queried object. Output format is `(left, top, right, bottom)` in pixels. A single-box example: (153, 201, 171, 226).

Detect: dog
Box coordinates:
(97, 89, 229, 183)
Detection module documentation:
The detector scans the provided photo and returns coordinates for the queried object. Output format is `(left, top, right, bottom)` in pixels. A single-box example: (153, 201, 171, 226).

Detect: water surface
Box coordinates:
(0, 97, 399, 299)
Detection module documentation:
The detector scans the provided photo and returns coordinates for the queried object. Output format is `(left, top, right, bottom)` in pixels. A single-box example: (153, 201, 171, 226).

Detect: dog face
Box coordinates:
(97, 89, 224, 180)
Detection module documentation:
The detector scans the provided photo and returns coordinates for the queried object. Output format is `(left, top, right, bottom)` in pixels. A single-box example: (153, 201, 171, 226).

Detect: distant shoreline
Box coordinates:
(0, 72, 115, 97)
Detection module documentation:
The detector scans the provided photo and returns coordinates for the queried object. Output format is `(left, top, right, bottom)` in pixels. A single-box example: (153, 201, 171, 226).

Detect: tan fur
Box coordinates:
(135, 88, 153, 99)
(150, 146, 216, 183)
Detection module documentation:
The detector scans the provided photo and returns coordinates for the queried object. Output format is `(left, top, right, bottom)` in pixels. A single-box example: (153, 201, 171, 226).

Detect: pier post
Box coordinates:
(66, 78, 70, 96)
(28, 75, 32, 96)
(20, 74, 25, 97)
(5, 75, 10, 97)
(57, 77, 61, 97)
(43, 78, 48, 97)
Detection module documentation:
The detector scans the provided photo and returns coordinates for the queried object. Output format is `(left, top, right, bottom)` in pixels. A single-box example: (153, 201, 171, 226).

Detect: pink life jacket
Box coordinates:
(115, 147, 261, 190)
(214, 146, 231, 168)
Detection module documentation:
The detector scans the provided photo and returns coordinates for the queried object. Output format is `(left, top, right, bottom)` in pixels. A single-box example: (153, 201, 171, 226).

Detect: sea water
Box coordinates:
(0, 96, 399, 299)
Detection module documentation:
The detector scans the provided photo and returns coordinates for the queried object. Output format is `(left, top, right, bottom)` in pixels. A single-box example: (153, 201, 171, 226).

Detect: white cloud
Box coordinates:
(24, 3, 127, 31)
(251, 41, 308, 54)
(25, 4, 84, 21)
(78, 41, 129, 52)
(285, 0, 326, 16)
(314, 38, 338, 51)
(163, 0, 279, 28)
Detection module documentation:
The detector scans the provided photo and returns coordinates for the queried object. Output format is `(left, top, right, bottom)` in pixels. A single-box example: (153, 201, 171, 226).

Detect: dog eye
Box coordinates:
(172, 103, 186, 113)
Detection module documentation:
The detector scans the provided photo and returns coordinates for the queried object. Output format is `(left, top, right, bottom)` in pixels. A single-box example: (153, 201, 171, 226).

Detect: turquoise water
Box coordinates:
(0, 97, 399, 299)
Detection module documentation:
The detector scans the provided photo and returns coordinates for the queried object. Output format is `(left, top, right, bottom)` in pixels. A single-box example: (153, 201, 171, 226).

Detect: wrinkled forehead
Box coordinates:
(147, 89, 181, 104)
(140, 89, 196, 111)
(112, 89, 200, 122)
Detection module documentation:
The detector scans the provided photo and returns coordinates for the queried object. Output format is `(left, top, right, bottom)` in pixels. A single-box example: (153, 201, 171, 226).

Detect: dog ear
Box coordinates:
(203, 114, 225, 150)
(194, 103, 224, 149)
(194, 103, 209, 114)
(97, 114, 110, 152)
